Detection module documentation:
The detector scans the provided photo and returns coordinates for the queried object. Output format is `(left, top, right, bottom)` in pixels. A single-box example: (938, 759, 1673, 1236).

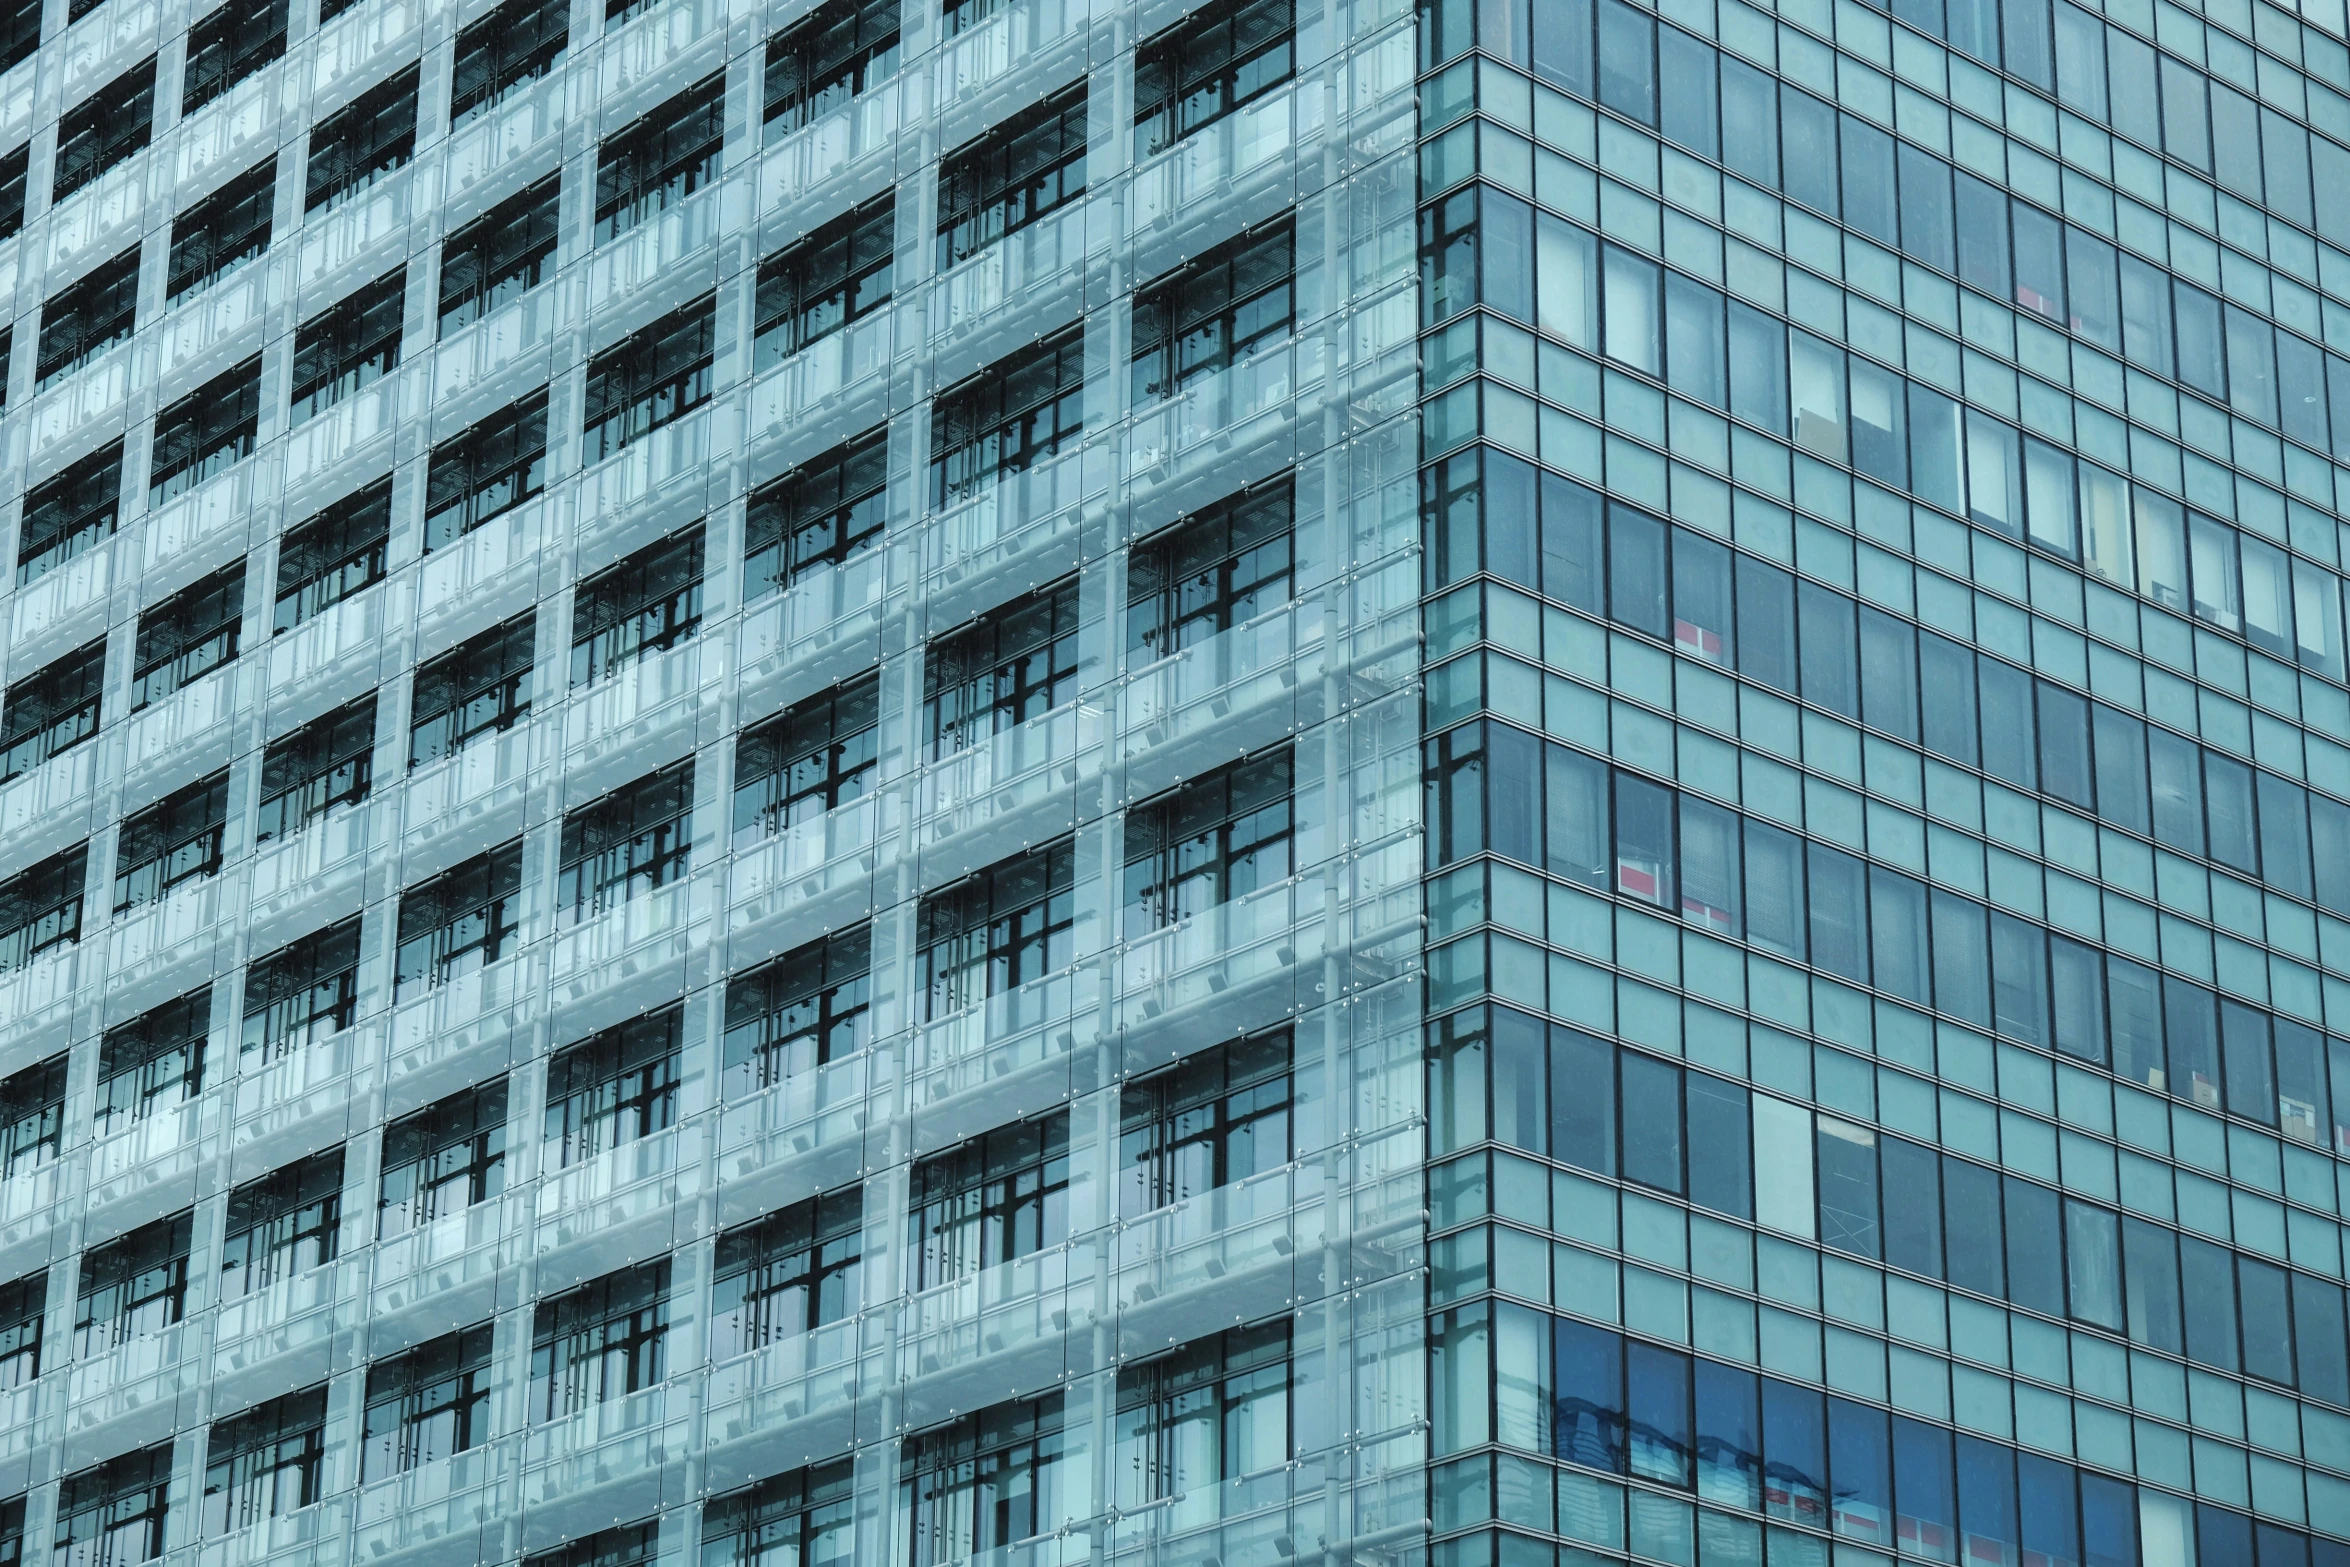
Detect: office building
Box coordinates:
(1415, 0, 2350, 1560)
(0, 0, 1425, 1561)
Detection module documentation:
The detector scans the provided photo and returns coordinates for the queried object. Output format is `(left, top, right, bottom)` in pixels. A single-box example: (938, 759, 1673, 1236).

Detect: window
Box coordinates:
(74, 1213, 192, 1354)
(256, 695, 375, 842)
(0, 1495, 16, 1567)
(220, 1147, 343, 1299)
(524, 1521, 658, 1567)
(0, 148, 24, 250)
(1133, 0, 1293, 157)
(148, 355, 262, 505)
(95, 989, 209, 1134)
(450, 0, 567, 124)
(37, 248, 139, 390)
(305, 66, 418, 211)
(918, 839, 1074, 1018)
(700, 1462, 854, 1567)
(0, 0, 37, 72)
(935, 87, 1086, 269)
(940, 0, 996, 35)
(1130, 222, 1293, 401)
(721, 925, 872, 1097)
(289, 269, 405, 423)
(274, 478, 390, 629)
(1118, 1031, 1291, 1213)
(593, 75, 723, 241)
(360, 1324, 494, 1481)
(529, 1260, 670, 1419)
(1122, 749, 1293, 937)
(0, 638, 104, 784)
(112, 769, 230, 911)
(710, 1188, 862, 1360)
(438, 174, 560, 334)
(409, 613, 534, 765)
(930, 329, 1084, 505)
(543, 1007, 680, 1165)
(131, 562, 244, 708)
(201, 1386, 326, 1534)
(54, 1446, 172, 1567)
(1126, 478, 1292, 660)
(763, 0, 897, 142)
(908, 1111, 1068, 1288)
(923, 577, 1080, 756)
(743, 427, 887, 597)
(753, 195, 894, 365)
(0, 1271, 42, 1388)
(15, 441, 121, 586)
(0, 846, 85, 972)
(569, 527, 704, 683)
(240, 916, 362, 1060)
(181, 0, 285, 113)
(901, 1395, 1068, 1564)
(0, 1053, 64, 1177)
(377, 1080, 507, 1237)
(167, 162, 274, 305)
(731, 672, 878, 845)
(1113, 1322, 1290, 1521)
(53, 59, 153, 200)
(581, 295, 716, 461)
(425, 390, 548, 548)
(393, 837, 522, 995)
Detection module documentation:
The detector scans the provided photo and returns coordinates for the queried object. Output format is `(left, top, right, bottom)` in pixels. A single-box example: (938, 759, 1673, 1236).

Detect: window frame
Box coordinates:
(95, 989, 210, 1136)
(111, 769, 231, 912)
(35, 247, 141, 390)
(450, 0, 568, 125)
(437, 174, 561, 335)
(753, 194, 895, 365)
(377, 1080, 509, 1238)
(288, 269, 406, 424)
(218, 1148, 344, 1300)
(392, 837, 524, 996)
(0, 638, 106, 784)
(721, 924, 874, 1097)
(0, 846, 86, 973)
(742, 426, 888, 598)
(273, 480, 391, 631)
(73, 1213, 192, 1356)
(131, 561, 245, 709)
(53, 59, 154, 201)
(239, 916, 363, 1061)
(934, 86, 1087, 271)
(15, 442, 122, 587)
(591, 75, 724, 242)
(542, 1007, 682, 1165)
(730, 672, 880, 846)
(761, 0, 899, 139)
(409, 614, 536, 766)
(304, 65, 419, 213)
(147, 356, 263, 508)
(916, 839, 1076, 1020)
(360, 1324, 496, 1481)
(580, 295, 717, 462)
(166, 161, 275, 305)
(568, 528, 705, 685)
(528, 1260, 672, 1420)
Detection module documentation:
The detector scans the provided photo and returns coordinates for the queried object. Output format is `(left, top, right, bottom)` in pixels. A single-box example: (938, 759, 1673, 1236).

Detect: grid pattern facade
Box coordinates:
(0, 0, 1427, 1559)
(1418, 0, 2350, 1557)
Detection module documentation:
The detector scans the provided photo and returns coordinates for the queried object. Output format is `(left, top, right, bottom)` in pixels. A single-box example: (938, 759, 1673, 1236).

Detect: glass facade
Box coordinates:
(0, 0, 1422, 1562)
(1418, 0, 2350, 1557)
